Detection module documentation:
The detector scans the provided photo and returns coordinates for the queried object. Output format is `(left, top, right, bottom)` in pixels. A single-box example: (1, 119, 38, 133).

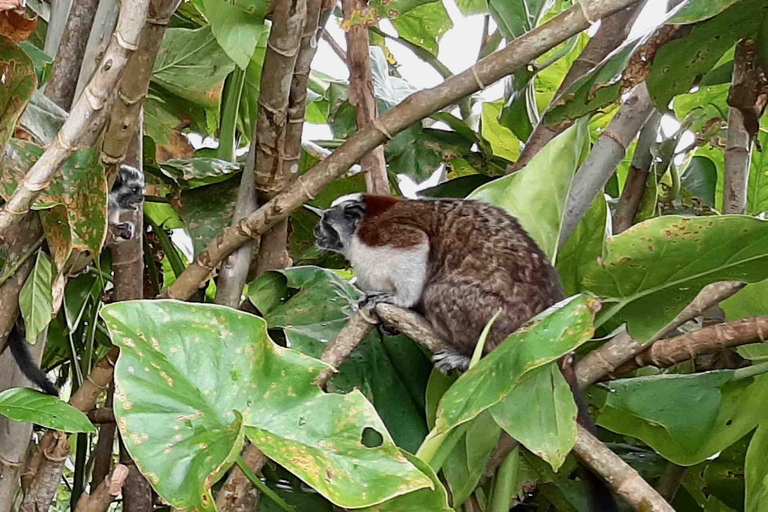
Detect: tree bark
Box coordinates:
(161, 0, 645, 301)
(44, 0, 101, 110)
(342, 0, 389, 194)
(75, 464, 129, 512)
(74, 0, 121, 103)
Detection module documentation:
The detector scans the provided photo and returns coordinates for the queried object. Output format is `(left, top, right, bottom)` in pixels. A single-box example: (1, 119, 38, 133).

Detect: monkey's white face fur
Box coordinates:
(314, 196, 428, 308)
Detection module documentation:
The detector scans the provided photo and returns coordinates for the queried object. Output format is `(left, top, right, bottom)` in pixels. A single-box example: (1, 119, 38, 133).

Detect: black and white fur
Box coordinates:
(6, 326, 58, 395)
(108, 164, 144, 241)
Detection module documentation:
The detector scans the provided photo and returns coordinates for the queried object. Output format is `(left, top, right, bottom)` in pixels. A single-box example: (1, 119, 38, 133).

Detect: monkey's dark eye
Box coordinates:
(132, 186, 141, 194)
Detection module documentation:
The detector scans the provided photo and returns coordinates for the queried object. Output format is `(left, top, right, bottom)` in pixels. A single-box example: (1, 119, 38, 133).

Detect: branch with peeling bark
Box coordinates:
(75, 465, 129, 512)
(0, 0, 149, 236)
(342, 0, 389, 195)
(161, 0, 645, 301)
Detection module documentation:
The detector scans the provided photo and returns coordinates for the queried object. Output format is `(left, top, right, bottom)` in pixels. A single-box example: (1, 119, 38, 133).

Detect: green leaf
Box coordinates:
(556, 194, 608, 297)
(387, 125, 472, 182)
(0, 35, 37, 153)
(18, 89, 66, 145)
(19, 41, 52, 86)
(391, 1, 452, 56)
(648, 0, 768, 111)
(670, 0, 748, 24)
(419, 175, 494, 199)
(434, 294, 599, 434)
(238, 26, 269, 141)
(455, 0, 488, 15)
(63, 272, 101, 332)
(673, 83, 729, 135)
(0, 388, 96, 433)
(19, 250, 53, 345)
(357, 451, 452, 512)
(152, 26, 236, 110)
(201, 0, 267, 70)
(488, 0, 552, 40)
(490, 363, 577, 471)
(159, 157, 241, 189)
(597, 370, 768, 465)
(469, 117, 590, 261)
(748, 133, 768, 215)
(746, 424, 768, 512)
(722, 279, 768, 320)
(442, 411, 501, 507)
(481, 100, 521, 162)
(680, 156, 718, 207)
(175, 175, 239, 258)
(582, 216, 768, 343)
(102, 300, 432, 509)
(370, 0, 437, 19)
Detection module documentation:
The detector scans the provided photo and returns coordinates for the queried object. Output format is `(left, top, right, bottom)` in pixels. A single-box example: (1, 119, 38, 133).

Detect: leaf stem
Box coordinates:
(235, 456, 296, 512)
(415, 423, 468, 471)
(733, 361, 768, 381)
(217, 66, 247, 162)
(0, 235, 44, 287)
(470, 309, 501, 369)
(488, 446, 519, 512)
(143, 213, 185, 278)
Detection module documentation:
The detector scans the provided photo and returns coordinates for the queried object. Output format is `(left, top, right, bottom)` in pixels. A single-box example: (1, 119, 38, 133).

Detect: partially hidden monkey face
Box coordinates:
(112, 164, 145, 211)
(313, 197, 366, 254)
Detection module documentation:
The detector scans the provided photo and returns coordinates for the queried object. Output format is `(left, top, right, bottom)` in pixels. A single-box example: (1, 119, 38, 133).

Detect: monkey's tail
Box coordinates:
(8, 329, 58, 396)
(560, 356, 619, 512)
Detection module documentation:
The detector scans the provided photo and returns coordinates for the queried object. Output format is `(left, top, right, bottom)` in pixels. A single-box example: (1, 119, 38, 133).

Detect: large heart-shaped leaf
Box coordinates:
(19, 250, 52, 345)
(435, 294, 599, 434)
(201, 0, 267, 70)
(490, 362, 577, 471)
(152, 26, 236, 110)
(0, 388, 96, 433)
(746, 424, 768, 512)
(597, 369, 768, 465)
(582, 215, 768, 343)
(556, 194, 608, 296)
(102, 300, 432, 510)
(469, 118, 590, 261)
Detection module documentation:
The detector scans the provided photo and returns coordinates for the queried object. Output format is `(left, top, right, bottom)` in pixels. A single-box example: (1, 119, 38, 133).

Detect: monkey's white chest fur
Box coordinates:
(346, 237, 429, 308)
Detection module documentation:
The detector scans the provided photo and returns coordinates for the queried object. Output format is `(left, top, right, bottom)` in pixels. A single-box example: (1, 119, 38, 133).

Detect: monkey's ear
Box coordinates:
(343, 202, 366, 221)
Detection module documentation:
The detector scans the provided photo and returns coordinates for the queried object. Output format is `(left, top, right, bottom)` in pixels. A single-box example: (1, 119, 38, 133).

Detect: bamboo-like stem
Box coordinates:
(161, 0, 645, 301)
(342, 0, 389, 195)
(613, 110, 661, 233)
(73, 0, 120, 102)
(0, 0, 149, 236)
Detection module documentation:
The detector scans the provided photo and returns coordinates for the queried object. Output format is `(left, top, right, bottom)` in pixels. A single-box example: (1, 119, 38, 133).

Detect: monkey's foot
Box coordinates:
(359, 291, 397, 309)
(432, 350, 471, 374)
(114, 222, 135, 241)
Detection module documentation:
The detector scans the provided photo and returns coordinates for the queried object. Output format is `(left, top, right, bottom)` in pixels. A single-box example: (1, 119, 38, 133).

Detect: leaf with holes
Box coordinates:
(0, 388, 96, 432)
(582, 216, 768, 343)
(19, 250, 52, 345)
(0, 35, 37, 153)
(469, 117, 590, 261)
(597, 370, 768, 465)
(102, 300, 432, 510)
(434, 294, 598, 435)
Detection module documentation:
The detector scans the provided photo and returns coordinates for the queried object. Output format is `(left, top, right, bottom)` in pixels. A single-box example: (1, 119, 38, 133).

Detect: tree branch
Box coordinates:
(20, 431, 71, 512)
(572, 425, 674, 512)
(342, 0, 389, 195)
(75, 464, 129, 512)
(322, 30, 347, 64)
(0, 0, 149, 236)
(161, 0, 644, 301)
(508, 2, 645, 173)
(559, 82, 655, 246)
(612, 110, 661, 233)
(574, 281, 746, 389)
(43, 0, 100, 110)
(73, 0, 121, 103)
(254, 0, 307, 275)
(723, 39, 760, 214)
(614, 316, 768, 375)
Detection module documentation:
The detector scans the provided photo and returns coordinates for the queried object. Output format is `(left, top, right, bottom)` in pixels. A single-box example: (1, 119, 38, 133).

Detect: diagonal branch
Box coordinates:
(161, 0, 645, 301)
(0, 0, 149, 237)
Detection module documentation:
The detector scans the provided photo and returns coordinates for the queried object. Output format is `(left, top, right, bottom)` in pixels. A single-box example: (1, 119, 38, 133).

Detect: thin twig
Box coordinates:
(321, 30, 347, 64)
(0, 235, 44, 287)
(161, 0, 645, 301)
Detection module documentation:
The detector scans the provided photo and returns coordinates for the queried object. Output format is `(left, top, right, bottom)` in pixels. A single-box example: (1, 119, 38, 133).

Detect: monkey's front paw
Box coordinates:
(114, 221, 135, 241)
(359, 291, 396, 310)
(432, 350, 471, 375)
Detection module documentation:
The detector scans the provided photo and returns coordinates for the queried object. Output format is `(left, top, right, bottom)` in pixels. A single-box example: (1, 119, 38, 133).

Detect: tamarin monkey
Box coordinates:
(314, 193, 617, 511)
(3, 165, 145, 396)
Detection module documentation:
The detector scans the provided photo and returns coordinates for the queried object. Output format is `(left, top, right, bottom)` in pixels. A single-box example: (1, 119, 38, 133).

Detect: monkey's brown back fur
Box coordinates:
(360, 197, 565, 355)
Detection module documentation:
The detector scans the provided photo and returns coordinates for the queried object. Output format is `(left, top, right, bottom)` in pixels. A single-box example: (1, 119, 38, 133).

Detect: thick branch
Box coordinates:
(343, 0, 389, 195)
(614, 316, 768, 375)
(573, 425, 674, 511)
(75, 465, 129, 512)
(20, 432, 70, 512)
(559, 83, 655, 246)
(44, 0, 100, 110)
(613, 111, 661, 233)
(0, 0, 149, 236)
(574, 281, 746, 389)
(74, 0, 121, 102)
(162, 0, 644, 301)
(508, 3, 644, 173)
(723, 39, 760, 214)
(315, 308, 376, 386)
